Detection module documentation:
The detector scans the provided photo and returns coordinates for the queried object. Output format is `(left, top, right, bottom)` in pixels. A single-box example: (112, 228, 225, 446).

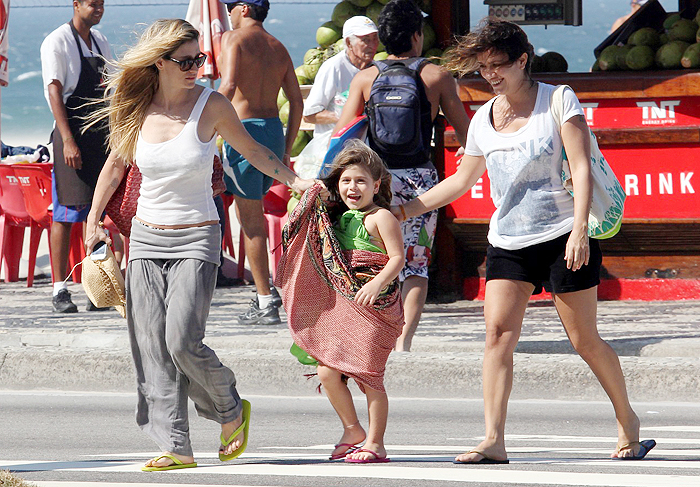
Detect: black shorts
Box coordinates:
(485, 233, 602, 295)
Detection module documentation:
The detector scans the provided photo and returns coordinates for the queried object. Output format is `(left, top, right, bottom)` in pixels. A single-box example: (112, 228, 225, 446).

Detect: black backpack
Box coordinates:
(365, 58, 433, 169)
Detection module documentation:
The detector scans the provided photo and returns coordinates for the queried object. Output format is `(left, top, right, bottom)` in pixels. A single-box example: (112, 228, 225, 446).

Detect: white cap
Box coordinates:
(343, 16, 378, 38)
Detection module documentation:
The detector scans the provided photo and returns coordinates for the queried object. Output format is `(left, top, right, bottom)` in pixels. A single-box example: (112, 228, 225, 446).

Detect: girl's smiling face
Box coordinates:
(338, 164, 380, 211)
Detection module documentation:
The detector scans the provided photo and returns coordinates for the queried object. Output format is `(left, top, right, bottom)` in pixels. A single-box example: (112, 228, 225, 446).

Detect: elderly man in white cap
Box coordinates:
(302, 16, 379, 138)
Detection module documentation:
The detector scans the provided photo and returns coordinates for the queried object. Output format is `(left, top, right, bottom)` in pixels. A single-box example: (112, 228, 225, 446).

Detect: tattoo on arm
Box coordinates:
(109, 178, 120, 189)
(274, 169, 279, 175)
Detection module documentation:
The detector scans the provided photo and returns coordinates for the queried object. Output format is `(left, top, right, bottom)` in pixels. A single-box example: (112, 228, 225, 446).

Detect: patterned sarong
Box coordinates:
(275, 184, 404, 393)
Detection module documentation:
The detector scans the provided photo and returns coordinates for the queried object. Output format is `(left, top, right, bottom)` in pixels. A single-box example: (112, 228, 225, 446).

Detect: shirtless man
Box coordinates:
(334, 0, 469, 352)
(218, 0, 303, 325)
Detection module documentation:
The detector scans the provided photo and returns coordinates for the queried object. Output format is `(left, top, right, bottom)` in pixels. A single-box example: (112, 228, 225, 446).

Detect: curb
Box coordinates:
(2, 349, 698, 402)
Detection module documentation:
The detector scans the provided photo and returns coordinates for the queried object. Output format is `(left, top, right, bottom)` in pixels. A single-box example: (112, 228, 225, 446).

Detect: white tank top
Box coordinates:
(135, 88, 219, 226)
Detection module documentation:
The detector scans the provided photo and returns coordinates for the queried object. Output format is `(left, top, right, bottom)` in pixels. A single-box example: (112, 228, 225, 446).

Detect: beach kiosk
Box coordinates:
(430, 0, 700, 300)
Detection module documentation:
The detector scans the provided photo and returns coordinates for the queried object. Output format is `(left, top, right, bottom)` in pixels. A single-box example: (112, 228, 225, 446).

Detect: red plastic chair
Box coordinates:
(0, 164, 34, 283)
(220, 193, 245, 280)
(12, 163, 85, 285)
(221, 184, 290, 281)
(263, 183, 291, 280)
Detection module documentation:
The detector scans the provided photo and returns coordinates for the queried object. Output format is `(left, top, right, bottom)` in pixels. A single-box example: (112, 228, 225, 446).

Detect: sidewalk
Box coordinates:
(2, 278, 699, 401)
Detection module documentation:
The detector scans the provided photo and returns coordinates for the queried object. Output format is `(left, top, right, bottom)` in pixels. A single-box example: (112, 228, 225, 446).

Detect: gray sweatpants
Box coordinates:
(126, 258, 242, 456)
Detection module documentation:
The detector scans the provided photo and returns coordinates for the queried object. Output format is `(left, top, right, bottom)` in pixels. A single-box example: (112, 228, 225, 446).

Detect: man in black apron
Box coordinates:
(41, 0, 110, 312)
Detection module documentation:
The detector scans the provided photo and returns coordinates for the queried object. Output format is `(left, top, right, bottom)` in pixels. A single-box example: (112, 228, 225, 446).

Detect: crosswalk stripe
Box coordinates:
(33, 484, 278, 487)
(6, 461, 700, 487)
(4, 453, 700, 486)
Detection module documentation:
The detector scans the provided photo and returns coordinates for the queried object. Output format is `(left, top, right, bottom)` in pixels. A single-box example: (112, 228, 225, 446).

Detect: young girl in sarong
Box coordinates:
(276, 140, 405, 464)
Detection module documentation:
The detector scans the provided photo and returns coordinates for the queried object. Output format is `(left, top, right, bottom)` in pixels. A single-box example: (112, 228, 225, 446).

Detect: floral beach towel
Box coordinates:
(275, 184, 404, 393)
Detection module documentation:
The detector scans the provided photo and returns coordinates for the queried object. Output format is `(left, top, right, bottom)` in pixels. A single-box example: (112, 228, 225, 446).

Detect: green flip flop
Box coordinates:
(219, 399, 251, 462)
(141, 454, 197, 471)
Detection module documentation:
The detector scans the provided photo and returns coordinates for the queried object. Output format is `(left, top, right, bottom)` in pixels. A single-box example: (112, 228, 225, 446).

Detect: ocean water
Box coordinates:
(0, 0, 679, 147)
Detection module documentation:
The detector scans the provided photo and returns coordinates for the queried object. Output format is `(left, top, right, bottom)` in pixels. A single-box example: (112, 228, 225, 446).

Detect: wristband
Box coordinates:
(399, 204, 407, 221)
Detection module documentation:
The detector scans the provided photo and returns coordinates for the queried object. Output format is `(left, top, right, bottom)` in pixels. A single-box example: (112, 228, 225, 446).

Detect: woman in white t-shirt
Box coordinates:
(397, 18, 654, 463)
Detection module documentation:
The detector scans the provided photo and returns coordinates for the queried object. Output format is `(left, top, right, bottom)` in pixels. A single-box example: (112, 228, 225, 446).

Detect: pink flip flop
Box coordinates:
(329, 443, 360, 460)
(344, 448, 391, 464)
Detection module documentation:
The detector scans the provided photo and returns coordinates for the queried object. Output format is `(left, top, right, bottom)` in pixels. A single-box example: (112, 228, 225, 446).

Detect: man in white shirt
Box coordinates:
(302, 16, 378, 139)
(40, 0, 112, 313)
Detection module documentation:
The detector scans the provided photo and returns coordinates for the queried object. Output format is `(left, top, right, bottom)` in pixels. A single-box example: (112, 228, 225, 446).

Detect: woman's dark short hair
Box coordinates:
(378, 0, 423, 55)
(443, 18, 535, 76)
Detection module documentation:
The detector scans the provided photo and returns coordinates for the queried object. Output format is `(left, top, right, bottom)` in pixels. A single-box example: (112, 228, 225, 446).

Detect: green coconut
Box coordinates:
(316, 22, 342, 49)
(422, 21, 437, 54)
(276, 88, 288, 110)
(333, 37, 346, 55)
(615, 44, 633, 70)
(331, 1, 362, 28)
(348, 0, 373, 7)
(305, 62, 321, 82)
(424, 47, 443, 64)
(681, 42, 700, 68)
(279, 101, 290, 126)
(669, 19, 699, 42)
(365, 1, 383, 23)
(290, 131, 311, 157)
(655, 40, 690, 68)
(628, 27, 661, 47)
(598, 45, 624, 71)
(373, 51, 389, 60)
(541, 51, 568, 72)
(663, 13, 682, 30)
(626, 45, 655, 70)
(530, 54, 546, 73)
(304, 47, 324, 64)
(591, 59, 600, 71)
(294, 65, 312, 85)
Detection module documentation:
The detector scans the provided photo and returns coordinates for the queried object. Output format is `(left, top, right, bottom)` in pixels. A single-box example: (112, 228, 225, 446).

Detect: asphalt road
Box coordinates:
(1, 391, 699, 487)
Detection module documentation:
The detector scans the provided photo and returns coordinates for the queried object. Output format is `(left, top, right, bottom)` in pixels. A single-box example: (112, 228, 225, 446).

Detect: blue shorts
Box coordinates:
(52, 171, 90, 223)
(223, 118, 285, 200)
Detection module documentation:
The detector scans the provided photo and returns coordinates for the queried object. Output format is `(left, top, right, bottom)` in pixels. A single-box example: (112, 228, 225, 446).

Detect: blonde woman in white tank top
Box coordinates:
(84, 20, 316, 471)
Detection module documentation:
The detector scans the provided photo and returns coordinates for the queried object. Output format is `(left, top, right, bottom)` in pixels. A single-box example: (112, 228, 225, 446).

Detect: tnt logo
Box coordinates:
(636, 101, 681, 125)
(580, 103, 598, 125)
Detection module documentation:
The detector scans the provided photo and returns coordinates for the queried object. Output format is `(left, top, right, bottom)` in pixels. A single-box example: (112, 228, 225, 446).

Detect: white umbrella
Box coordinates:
(186, 0, 231, 83)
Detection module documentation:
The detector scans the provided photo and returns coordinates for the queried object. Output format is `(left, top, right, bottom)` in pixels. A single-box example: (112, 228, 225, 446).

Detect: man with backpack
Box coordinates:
(333, 0, 469, 351)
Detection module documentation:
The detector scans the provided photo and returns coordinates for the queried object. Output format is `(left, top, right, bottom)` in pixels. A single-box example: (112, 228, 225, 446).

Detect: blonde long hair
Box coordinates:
(91, 19, 199, 162)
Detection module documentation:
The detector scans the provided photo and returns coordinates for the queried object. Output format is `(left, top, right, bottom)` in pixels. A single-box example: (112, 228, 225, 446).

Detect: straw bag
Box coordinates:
(105, 155, 226, 238)
(551, 85, 626, 239)
(81, 246, 127, 318)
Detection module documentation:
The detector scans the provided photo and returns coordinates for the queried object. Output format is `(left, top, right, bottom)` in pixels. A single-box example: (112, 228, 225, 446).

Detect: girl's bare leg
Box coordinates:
(317, 365, 366, 457)
(346, 387, 388, 461)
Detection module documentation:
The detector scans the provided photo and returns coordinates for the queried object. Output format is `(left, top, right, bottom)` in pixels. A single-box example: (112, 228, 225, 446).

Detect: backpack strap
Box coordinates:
(407, 57, 430, 73)
(372, 59, 388, 73)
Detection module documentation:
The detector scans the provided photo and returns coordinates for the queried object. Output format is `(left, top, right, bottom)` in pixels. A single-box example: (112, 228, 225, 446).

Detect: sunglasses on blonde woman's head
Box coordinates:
(164, 53, 207, 71)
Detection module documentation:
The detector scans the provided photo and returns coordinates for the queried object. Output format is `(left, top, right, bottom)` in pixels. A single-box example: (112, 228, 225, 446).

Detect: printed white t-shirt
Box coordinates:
(302, 50, 359, 138)
(40, 23, 112, 106)
(464, 82, 584, 250)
